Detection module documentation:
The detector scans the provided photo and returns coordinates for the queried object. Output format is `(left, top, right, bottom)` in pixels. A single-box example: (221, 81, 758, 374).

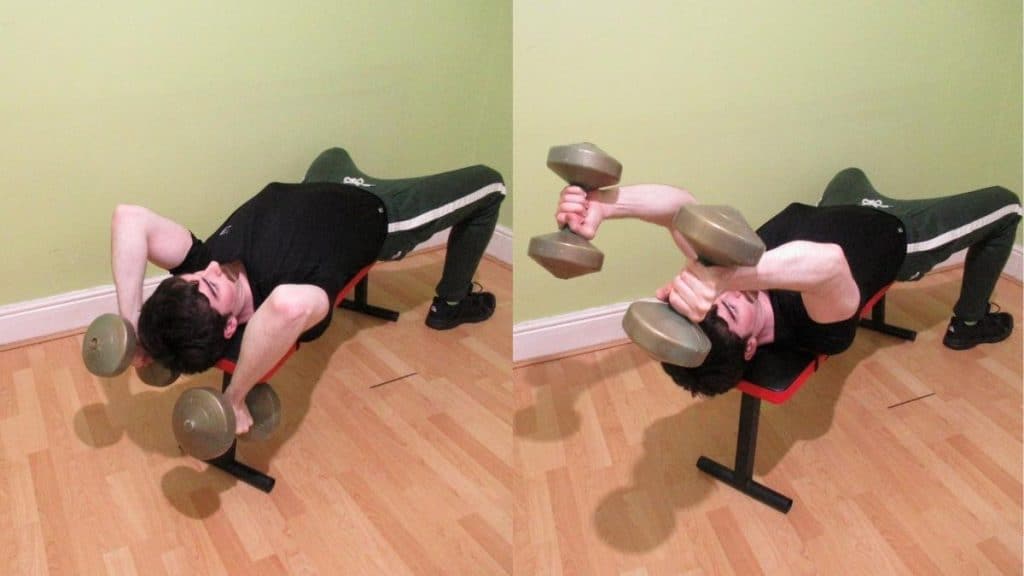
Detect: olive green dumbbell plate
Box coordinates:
(82, 313, 180, 387)
(546, 142, 622, 190)
(82, 313, 136, 377)
(172, 384, 282, 460)
(173, 387, 236, 461)
(135, 362, 180, 388)
(622, 300, 711, 367)
(242, 383, 282, 442)
(529, 142, 622, 279)
(528, 228, 606, 280)
(673, 205, 766, 267)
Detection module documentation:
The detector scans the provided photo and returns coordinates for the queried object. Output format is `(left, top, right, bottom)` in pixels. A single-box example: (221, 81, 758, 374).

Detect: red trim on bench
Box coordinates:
(736, 354, 826, 404)
(335, 264, 373, 307)
(215, 263, 376, 381)
(736, 284, 895, 405)
(860, 285, 889, 319)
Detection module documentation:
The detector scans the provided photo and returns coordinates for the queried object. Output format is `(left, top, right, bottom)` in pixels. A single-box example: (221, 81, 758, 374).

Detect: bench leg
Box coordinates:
(206, 442, 276, 493)
(338, 275, 400, 322)
(696, 394, 793, 513)
(859, 295, 917, 341)
(196, 373, 276, 493)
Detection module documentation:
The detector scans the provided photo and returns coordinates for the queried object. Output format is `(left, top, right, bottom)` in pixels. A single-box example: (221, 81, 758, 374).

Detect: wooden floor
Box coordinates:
(0, 250, 512, 575)
(514, 269, 1023, 576)
(3, 260, 1022, 576)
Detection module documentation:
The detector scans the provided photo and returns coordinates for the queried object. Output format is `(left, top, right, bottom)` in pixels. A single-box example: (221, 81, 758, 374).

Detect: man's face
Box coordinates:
(712, 290, 761, 338)
(179, 261, 239, 317)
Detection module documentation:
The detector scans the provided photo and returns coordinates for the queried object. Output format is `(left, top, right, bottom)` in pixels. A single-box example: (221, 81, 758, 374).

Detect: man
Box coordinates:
(555, 168, 1021, 396)
(114, 148, 505, 433)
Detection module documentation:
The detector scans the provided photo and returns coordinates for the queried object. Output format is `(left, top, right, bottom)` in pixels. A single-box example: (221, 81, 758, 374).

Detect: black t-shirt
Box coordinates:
(171, 182, 387, 349)
(758, 203, 906, 355)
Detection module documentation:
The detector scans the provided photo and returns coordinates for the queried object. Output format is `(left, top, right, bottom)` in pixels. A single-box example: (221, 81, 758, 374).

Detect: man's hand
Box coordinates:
(130, 345, 152, 369)
(229, 396, 254, 435)
(655, 261, 735, 323)
(555, 185, 607, 239)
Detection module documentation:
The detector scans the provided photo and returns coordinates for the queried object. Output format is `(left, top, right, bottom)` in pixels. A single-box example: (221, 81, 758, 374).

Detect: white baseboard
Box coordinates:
(0, 224, 513, 348)
(0, 277, 168, 348)
(512, 301, 632, 364)
(513, 244, 1023, 364)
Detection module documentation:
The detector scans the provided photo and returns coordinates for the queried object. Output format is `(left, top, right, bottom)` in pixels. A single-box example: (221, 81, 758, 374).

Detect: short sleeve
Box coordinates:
(169, 233, 212, 275)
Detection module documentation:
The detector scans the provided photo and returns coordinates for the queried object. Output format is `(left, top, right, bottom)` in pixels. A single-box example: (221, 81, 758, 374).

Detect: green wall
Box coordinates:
(513, 0, 1022, 323)
(0, 1, 511, 307)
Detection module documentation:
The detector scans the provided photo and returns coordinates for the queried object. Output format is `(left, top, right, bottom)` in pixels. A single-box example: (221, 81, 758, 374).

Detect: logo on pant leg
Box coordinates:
(343, 176, 375, 188)
(860, 198, 891, 208)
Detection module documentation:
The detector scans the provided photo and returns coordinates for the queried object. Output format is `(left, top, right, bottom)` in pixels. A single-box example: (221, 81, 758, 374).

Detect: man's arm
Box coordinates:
(110, 204, 193, 328)
(557, 184, 698, 239)
(659, 240, 861, 324)
(222, 284, 330, 434)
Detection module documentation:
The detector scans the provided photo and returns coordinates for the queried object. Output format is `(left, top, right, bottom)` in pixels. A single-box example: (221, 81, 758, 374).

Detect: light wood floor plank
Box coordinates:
(0, 251, 510, 575)
(514, 269, 1022, 575)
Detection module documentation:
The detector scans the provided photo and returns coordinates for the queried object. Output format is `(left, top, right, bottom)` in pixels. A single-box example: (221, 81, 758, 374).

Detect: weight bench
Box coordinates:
(205, 264, 399, 492)
(696, 287, 916, 513)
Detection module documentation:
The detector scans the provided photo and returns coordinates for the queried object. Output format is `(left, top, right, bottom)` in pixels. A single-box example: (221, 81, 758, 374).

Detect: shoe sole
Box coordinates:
(425, 311, 495, 331)
(942, 333, 1012, 351)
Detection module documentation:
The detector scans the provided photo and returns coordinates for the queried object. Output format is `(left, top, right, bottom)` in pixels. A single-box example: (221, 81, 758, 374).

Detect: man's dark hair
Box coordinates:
(661, 305, 748, 396)
(138, 276, 230, 374)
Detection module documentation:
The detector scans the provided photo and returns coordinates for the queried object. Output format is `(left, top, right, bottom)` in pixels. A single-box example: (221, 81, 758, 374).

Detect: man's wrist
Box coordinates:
(223, 385, 244, 407)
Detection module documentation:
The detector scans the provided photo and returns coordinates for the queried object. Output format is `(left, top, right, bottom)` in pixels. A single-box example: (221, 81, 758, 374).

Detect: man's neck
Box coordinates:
(754, 290, 775, 345)
(225, 261, 255, 324)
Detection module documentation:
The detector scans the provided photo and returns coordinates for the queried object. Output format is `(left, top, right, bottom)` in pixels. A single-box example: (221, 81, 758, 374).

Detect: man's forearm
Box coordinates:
(111, 206, 154, 326)
(223, 288, 328, 407)
(723, 241, 860, 322)
(597, 184, 698, 228)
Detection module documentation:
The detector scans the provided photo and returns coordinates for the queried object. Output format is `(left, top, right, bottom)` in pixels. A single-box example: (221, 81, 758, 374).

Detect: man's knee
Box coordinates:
(833, 167, 867, 183)
(979, 186, 1022, 211)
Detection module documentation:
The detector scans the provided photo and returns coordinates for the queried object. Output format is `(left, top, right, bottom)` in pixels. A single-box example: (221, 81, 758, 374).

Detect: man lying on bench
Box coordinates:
(556, 167, 1021, 395)
(111, 147, 506, 434)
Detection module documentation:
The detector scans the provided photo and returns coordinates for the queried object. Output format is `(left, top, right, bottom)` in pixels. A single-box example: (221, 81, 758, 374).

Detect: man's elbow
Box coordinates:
(265, 289, 327, 331)
(267, 295, 312, 325)
(810, 244, 859, 322)
(112, 204, 147, 230)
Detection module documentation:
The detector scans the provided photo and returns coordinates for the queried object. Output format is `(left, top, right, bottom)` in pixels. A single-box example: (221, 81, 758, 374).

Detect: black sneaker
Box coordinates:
(942, 304, 1014, 350)
(425, 284, 496, 330)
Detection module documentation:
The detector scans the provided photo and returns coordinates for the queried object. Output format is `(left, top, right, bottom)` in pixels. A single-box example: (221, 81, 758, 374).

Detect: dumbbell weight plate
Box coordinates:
(528, 228, 605, 279)
(172, 387, 236, 461)
(529, 142, 621, 279)
(240, 383, 281, 442)
(135, 362, 180, 388)
(546, 142, 622, 190)
(82, 313, 135, 377)
(673, 205, 766, 267)
(622, 300, 711, 367)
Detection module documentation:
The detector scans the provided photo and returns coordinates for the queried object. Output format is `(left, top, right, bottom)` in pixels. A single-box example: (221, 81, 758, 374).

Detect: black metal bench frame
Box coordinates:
(696, 293, 916, 513)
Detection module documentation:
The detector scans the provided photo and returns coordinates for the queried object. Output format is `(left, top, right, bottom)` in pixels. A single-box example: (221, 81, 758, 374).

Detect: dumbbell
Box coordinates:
(621, 205, 766, 367)
(528, 142, 622, 279)
(82, 313, 180, 387)
(172, 383, 282, 461)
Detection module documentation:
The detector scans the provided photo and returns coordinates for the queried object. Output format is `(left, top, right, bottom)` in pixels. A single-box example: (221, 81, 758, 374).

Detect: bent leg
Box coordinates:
(897, 186, 1021, 320)
(302, 148, 360, 183)
(376, 165, 506, 302)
